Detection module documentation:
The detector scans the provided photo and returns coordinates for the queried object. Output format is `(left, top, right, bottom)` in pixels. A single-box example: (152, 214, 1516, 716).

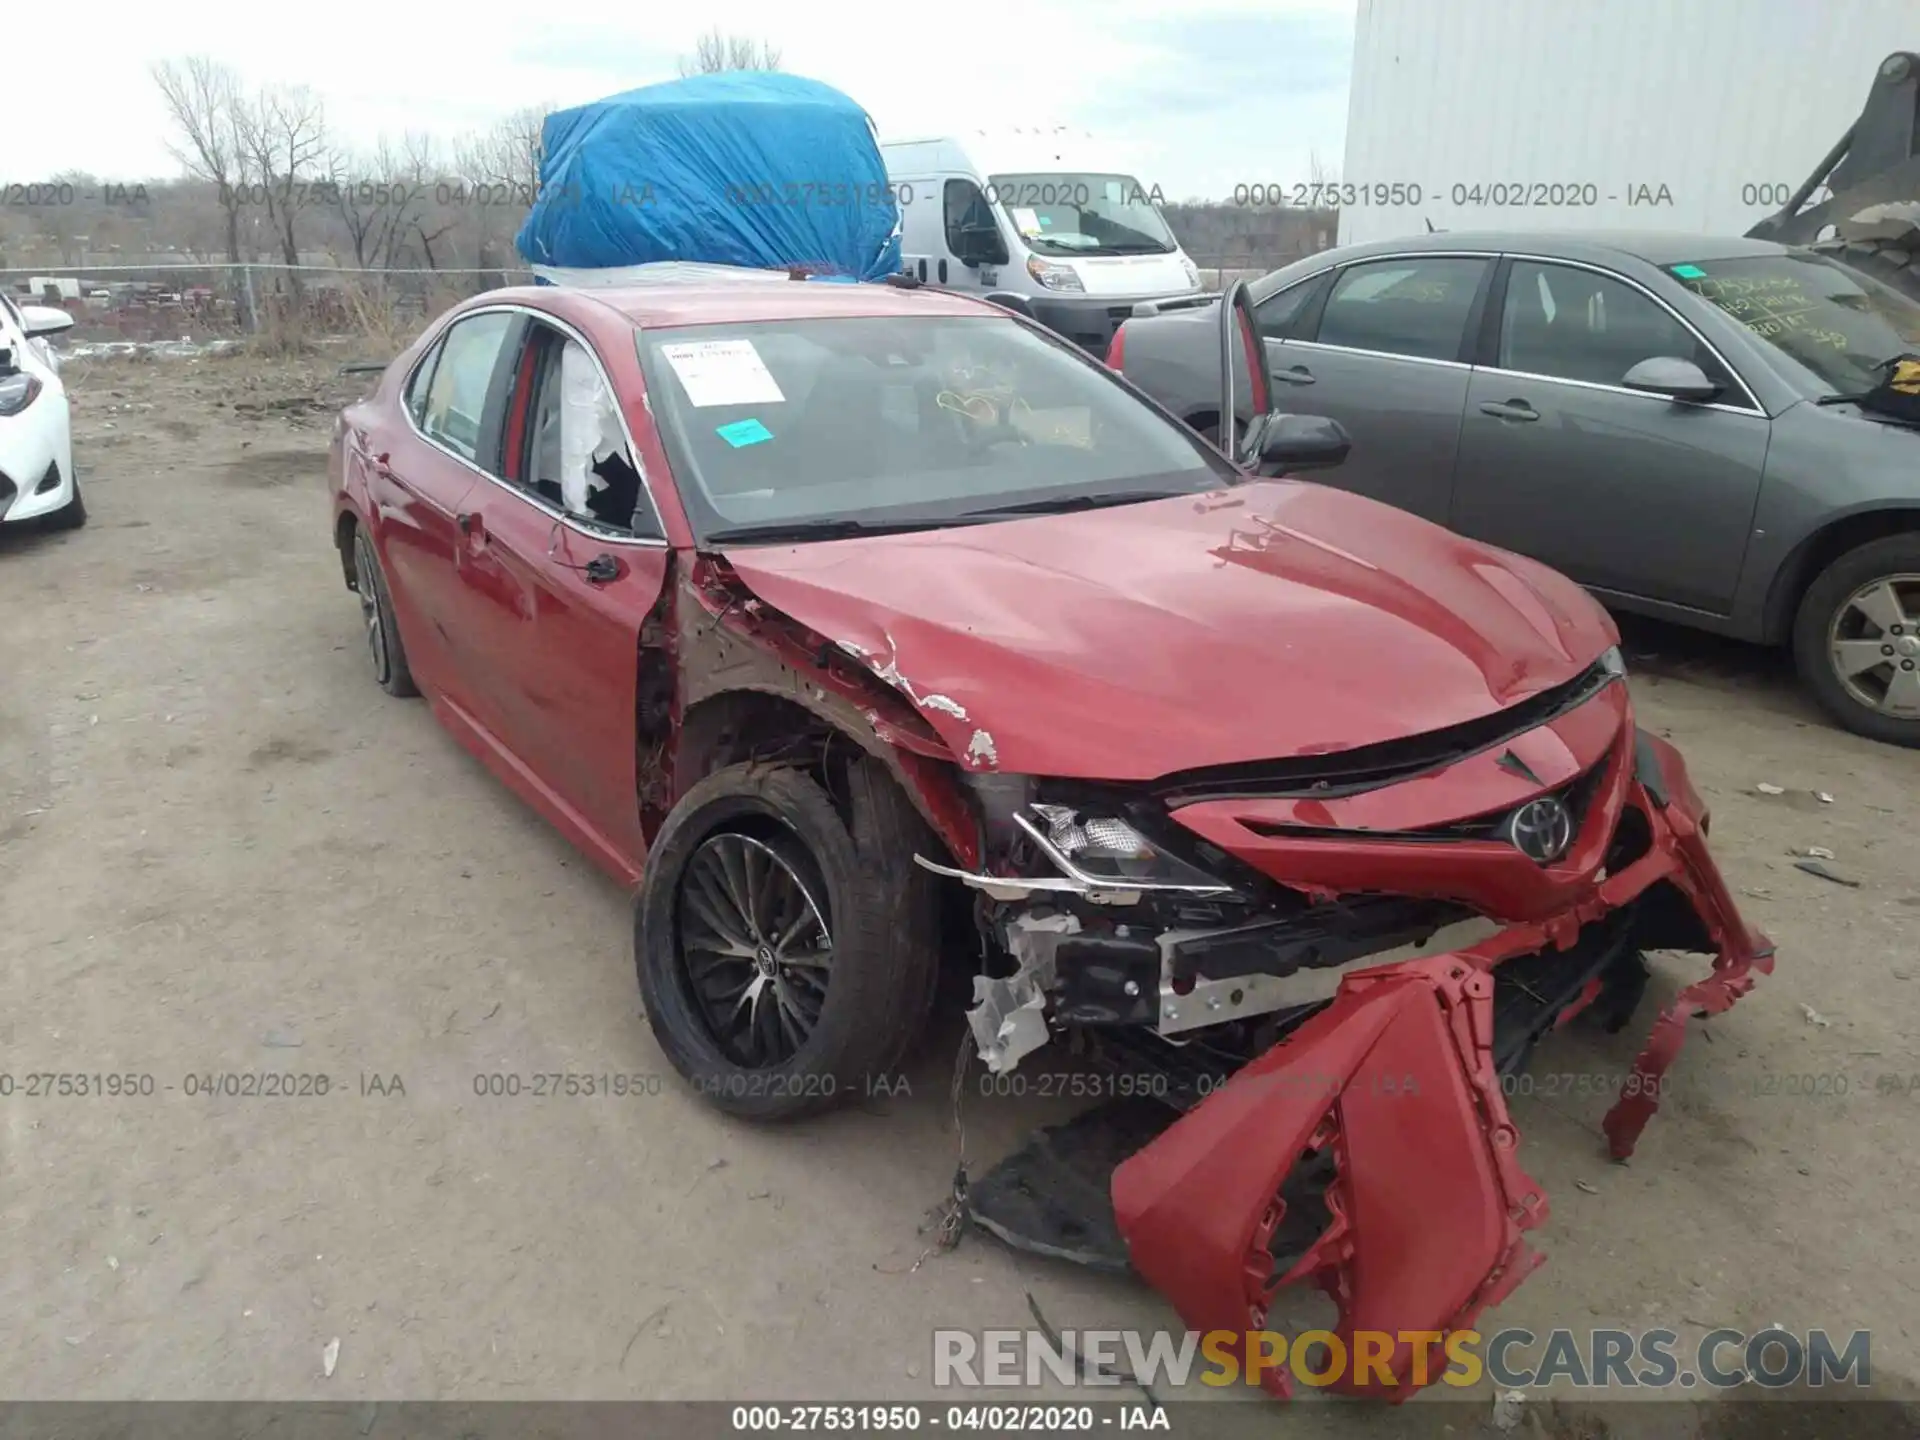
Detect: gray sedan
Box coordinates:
(1109, 231, 1920, 747)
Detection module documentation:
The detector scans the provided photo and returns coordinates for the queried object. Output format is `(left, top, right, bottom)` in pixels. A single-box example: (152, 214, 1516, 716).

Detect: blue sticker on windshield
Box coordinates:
(1671, 264, 1707, 279)
(717, 418, 773, 448)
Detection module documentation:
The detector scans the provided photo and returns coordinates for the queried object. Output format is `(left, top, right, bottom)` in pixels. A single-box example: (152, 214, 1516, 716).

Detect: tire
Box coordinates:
(1791, 533, 1920, 748)
(351, 525, 418, 698)
(42, 469, 86, 531)
(634, 757, 941, 1120)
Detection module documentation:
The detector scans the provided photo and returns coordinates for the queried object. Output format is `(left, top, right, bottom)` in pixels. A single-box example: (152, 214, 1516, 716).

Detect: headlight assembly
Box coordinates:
(913, 787, 1238, 903)
(1598, 645, 1627, 678)
(0, 371, 43, 417)
(1018, 803, 1234, 894)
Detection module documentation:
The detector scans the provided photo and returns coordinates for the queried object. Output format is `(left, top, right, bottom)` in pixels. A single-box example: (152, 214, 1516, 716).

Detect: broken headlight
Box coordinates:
(1019, 803, 1232, 894)
(1598, 645, 1626, 678)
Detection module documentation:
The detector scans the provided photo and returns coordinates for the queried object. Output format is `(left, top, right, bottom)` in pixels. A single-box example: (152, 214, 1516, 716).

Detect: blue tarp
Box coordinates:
(515, 72, 902, 282)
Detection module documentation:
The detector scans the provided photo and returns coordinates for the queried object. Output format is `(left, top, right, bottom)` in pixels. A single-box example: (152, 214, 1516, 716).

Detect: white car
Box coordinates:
(0, 293, 81, 530)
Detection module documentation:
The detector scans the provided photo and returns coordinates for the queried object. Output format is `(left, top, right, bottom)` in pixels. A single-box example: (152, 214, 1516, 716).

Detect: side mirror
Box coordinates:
(956, 222, 1008, 268)
(1248, 413, 1351, 474)
(1622, 356, 1719, 403)
(984, 292, 1035, 319)
(20, 305, 75, 339)
(1217, 279, 1273, 466)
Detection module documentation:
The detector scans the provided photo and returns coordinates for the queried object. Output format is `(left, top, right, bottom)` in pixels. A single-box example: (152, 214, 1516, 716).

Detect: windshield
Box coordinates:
(636, 314, 1234, 543)
(988, 173, 1177, 257)
(1669, 252, 1920, 395)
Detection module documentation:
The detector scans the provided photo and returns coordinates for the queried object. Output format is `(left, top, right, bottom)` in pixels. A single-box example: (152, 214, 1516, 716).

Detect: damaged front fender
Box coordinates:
(1112, 954, 1545, 1401)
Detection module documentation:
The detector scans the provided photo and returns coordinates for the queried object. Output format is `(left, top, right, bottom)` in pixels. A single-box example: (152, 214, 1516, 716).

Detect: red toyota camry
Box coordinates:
(327, 276, 1772, 1401)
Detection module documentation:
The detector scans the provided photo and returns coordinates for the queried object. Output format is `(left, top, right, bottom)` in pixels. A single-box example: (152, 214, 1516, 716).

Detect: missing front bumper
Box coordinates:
(965, 731, 1773, 1402)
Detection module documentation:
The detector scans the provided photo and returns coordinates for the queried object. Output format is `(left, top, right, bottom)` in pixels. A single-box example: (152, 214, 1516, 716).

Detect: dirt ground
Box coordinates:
(2, 350, 1917, 1431)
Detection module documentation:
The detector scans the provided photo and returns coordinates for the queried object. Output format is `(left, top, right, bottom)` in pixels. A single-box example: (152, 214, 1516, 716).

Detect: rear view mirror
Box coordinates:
(1622, 356, 1719, 403)
(1248, 412, 1351, 474)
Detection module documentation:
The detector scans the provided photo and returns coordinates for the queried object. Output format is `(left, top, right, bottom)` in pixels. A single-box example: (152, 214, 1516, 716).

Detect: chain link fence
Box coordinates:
(1, 262, 535, 348)
(5, 257, 1283, 353)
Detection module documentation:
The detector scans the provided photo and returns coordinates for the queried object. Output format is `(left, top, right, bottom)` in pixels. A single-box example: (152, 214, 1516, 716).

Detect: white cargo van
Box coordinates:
(880, 129, 1204, 352)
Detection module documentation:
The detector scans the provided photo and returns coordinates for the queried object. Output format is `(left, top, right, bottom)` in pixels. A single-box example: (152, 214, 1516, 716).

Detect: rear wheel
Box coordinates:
(635, 758, 940, 1119)
(1792, 533, 1920, 747)
(352, 526, 418, 698)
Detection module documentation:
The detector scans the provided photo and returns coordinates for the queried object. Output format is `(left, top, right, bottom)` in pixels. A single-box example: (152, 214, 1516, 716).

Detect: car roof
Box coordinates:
(475, 280, 1001, 330)
(1324, 229, 1797, 268)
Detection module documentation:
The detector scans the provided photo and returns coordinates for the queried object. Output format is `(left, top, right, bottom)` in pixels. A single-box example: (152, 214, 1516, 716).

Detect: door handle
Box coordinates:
(1272, 365, 1315, 386)
(1479, 400, 1540, 421)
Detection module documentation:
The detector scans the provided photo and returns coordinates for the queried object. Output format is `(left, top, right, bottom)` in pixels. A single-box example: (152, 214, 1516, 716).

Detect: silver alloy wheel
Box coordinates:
(677, 830, 834, 1068)
(1828, 573, 1920, 716)
(355, 533, 388, 683)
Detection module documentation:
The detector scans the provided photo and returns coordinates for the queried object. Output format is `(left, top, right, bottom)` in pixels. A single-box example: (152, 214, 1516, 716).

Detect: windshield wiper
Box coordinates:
(958, 489, 1193, 520)
(701, 517, 956, 546)
(1814, 390, 1920, 426)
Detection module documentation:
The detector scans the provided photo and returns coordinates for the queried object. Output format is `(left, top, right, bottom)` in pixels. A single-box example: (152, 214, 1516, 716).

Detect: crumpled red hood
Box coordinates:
(722, 480, 1618, 780)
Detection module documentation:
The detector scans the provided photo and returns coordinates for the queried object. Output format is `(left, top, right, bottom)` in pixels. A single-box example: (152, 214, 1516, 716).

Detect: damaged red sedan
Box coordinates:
(328, 275, 1773, 1401)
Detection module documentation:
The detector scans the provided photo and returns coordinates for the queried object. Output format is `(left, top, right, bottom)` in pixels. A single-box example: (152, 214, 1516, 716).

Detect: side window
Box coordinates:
(1254, 272, 1332, 341)
(1500, 261, 1706, 388)
(514, 323, 662, 539)
(404, 338, 442, 425)
(944, 179, 1005, 264)
(1312, 257, 1489, 362)
(420, 312, 515, 462)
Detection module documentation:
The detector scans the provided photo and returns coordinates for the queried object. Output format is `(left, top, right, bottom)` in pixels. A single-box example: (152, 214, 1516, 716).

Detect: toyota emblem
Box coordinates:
(1507, 796, 1574, 864)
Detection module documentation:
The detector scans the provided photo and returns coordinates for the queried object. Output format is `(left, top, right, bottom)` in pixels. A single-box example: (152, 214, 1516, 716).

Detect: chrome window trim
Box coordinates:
(1469, 364, 1767, 418)
(1495, 253, 1766, 415)
(400, 301, 670, 550)
(1284, 338, 1473, 372)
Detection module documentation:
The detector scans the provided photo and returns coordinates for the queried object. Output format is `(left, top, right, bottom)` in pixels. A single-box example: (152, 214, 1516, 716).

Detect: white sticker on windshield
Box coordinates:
(657, 339, 786, 407)
(1009, 206, 1042, 236)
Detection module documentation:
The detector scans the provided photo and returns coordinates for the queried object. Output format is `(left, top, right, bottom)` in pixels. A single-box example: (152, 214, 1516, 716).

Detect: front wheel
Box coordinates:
(634, 758, 940, 1119)
(1792, 534, 1920, 747)
(42, 468, 86, 531)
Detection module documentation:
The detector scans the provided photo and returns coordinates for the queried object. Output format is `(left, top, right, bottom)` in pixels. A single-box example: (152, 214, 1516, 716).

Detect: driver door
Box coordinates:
(1449, 259, 1771, 614)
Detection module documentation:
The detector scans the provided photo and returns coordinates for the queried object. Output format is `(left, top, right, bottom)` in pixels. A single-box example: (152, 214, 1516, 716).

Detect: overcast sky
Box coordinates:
(6, 0, 1356, 201)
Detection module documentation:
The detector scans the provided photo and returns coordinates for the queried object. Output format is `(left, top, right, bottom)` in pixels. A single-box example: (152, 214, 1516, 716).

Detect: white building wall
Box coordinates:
(1339, 0, 1916, 245)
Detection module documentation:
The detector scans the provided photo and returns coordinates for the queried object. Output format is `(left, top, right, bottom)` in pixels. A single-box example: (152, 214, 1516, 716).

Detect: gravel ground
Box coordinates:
(2, 351, 1916, 1434)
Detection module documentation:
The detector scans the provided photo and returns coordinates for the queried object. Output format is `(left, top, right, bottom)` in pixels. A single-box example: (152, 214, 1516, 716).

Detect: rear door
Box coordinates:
(1449, 258, 1770, 613)
(372, 309, 519, 703)
(1264, 255, 1492, 523)
(448, 312, 672, 882)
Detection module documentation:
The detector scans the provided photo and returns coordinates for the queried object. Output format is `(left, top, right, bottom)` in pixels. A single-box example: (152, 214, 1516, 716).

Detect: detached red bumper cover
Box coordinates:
(1110, 732, 1773, 1401)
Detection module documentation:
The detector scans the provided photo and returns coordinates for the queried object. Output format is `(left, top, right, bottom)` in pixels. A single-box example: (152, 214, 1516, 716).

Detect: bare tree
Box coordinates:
(151, 56, 249, 266)
(675, 27, 782, 76)
(454, 105, 552, 276)
(236, 83, 330, 278)
(329, 138, 426, 269)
